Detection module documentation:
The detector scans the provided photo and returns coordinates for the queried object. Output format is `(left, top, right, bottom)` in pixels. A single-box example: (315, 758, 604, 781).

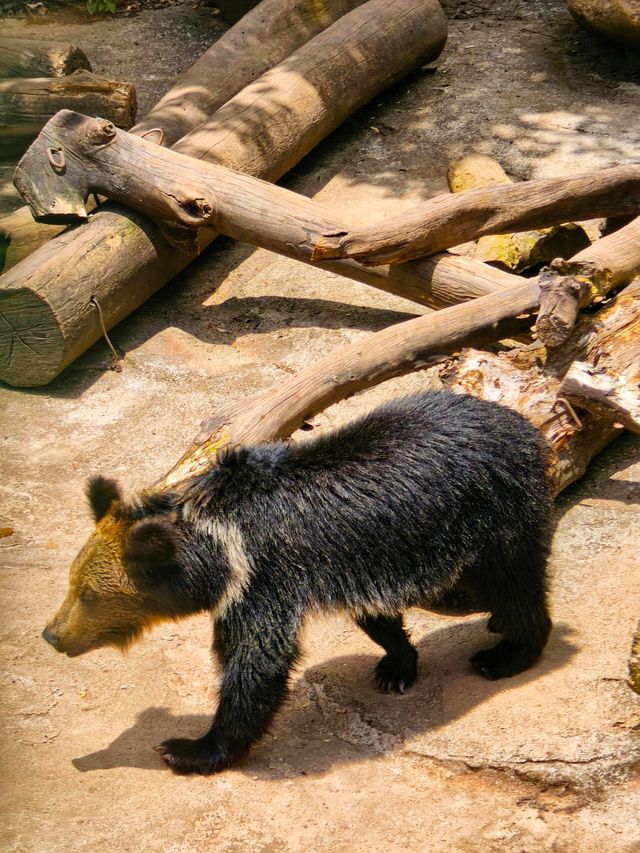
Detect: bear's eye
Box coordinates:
(80, 589, 97, 605)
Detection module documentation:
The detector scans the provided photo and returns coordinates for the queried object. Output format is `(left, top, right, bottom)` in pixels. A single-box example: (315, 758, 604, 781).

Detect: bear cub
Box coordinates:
(43, 392, 553, 774)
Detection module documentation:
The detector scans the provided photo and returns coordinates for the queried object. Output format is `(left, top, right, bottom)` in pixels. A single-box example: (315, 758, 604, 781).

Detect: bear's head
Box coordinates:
(42, 476, 184, 657)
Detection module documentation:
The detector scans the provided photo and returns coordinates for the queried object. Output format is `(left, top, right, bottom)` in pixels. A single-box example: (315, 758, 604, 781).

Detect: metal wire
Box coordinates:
(90, 296, 122, 372)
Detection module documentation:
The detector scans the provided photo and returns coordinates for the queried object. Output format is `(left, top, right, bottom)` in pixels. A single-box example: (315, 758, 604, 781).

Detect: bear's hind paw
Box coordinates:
(155, 735, 231, 775)
(375, 651, 418, 694)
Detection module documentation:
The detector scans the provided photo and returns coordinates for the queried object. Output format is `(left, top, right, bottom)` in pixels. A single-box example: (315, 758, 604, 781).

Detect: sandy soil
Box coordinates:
(1, 1, 639, 850)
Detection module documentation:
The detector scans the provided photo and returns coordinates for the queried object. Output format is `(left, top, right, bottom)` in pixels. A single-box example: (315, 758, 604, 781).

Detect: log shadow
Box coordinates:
(72, 618, 577, 778)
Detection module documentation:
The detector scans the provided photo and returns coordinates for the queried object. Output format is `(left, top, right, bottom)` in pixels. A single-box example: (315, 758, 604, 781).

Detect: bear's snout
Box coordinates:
(42, 624, 61, 649)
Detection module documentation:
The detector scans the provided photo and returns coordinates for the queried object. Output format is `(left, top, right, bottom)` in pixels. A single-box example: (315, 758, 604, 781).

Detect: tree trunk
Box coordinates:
(132, 0, 371, 145)
(0, 71, 136, 158)
(0, 0, 371, 272)
(0, 37, 91, 78)
(0, 0, 448, 388)
(312, 166, 640, 265)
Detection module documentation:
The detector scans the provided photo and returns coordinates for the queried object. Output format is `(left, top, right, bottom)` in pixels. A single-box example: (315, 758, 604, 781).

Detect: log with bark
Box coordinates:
(0, 0, 371, 273)
(0, 71, 136, 158)
(156, 226, 640, 490)
(0, 0, 448, 388)
(0, 37, 92, 78)
(9, 110, 639, 382)
(441, 279, 639, 490)
(446, 154, 591, 273)
(17, 112, 637, 264)
(132, 0, 370, 145)
(312, 166, 640, 265)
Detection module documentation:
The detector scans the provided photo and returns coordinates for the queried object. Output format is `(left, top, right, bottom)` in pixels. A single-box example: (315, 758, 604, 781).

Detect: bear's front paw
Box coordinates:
(375, 651, 417, 694)
(154, 734, 232, 775)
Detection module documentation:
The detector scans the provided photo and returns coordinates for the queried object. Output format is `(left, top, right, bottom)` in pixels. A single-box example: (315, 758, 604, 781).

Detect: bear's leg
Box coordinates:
(356, 613, 418, 693)
(156, 617, 299, 775)
(466, 539, 552, 680)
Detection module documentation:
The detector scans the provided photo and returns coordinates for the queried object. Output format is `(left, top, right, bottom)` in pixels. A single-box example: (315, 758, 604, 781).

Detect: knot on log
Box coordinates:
(537, 258, 612, 348)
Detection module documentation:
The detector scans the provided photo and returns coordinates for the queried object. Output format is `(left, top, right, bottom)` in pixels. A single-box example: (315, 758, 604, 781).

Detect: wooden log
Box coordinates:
(0, 0, 448, 388)
(312, 166, 640, 265)
(0, 71, 136, 157)
(441, 283, 640, 491)
(560, 280, 640, 433)
(158, 222, 640, 488)
(133, 0, 369, 145)
(447, 155, 590, 274)
(1, 0, 369, 272)
(536, 258, 610, 348)
(0, 37, 92, 78)
(0, 198, 97, 274)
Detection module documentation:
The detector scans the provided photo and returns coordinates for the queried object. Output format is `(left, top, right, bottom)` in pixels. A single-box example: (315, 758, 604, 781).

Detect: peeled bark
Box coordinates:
(560, 281, 640, 433)
(0, 0, 448, 388)
(312, 166, 640, 265)
(0, 37, 92, 78)
(441, 280, 640, 491)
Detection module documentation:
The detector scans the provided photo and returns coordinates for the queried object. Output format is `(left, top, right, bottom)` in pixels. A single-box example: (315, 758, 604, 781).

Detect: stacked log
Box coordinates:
(0, 0, 448, 387)
(0, 0, 371, 272)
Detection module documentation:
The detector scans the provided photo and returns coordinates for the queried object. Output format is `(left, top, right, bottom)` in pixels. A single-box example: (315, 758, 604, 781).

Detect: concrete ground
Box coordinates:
(1, 1, 639, 850)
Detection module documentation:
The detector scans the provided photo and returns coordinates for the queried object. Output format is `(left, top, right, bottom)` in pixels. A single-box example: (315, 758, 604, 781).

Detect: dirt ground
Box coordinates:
(1, 1, 639, 851)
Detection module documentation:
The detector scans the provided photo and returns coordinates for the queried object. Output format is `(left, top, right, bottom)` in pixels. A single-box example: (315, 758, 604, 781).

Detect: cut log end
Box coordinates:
(0, 287, 65, 387)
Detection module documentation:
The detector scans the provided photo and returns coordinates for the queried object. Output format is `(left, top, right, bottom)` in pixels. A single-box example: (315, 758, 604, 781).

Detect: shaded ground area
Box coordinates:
(1, 1, 639, 850)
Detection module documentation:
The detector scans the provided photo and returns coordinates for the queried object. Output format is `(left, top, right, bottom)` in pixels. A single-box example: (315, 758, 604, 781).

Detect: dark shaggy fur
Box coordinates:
(52, 392, 554, 774)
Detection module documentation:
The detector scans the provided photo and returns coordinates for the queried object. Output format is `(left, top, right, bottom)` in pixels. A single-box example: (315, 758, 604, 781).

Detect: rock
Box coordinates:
(567, 0, 640, 48)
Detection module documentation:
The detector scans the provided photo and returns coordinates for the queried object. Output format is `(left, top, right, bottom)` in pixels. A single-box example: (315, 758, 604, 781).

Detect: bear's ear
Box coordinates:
(86, 476, 122, 522)
(124, 517, 179, 584)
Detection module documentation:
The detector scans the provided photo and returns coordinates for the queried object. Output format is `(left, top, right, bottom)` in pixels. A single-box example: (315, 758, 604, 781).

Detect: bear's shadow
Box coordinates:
(72, 618, 577, 778)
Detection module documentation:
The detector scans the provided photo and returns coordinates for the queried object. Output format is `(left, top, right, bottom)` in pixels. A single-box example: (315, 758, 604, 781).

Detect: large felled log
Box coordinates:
(312, 166, 640, 265)
(132, 0, 369, 145)
(158, 265, 638, 494)
(0, 0, 448, 388)
(0, 0, 370, 272)
(0, 71, 136, 157)
(0, 37, 92, 78)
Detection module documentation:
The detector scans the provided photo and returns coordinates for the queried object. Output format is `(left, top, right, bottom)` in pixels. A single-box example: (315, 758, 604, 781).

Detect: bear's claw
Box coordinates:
(374, 652, 417, 694)
(155, 735, 231, 775)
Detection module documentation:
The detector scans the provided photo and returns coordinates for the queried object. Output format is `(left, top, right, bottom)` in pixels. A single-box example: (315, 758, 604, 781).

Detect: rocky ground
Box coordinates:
(1, 1, 639, 850)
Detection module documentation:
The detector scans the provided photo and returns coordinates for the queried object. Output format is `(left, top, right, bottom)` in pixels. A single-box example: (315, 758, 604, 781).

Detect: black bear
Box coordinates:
(42, 392, 553, 774)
